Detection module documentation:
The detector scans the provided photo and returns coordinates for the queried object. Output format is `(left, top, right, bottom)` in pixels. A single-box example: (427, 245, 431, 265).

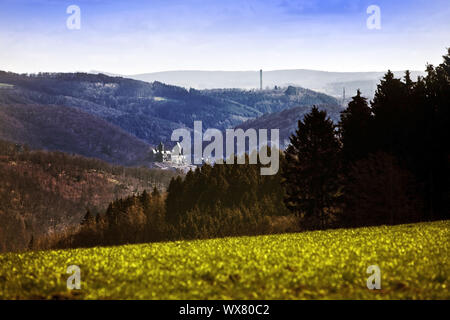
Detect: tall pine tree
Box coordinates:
(339, 89, 373, 166)
(282, 106, 341, 229)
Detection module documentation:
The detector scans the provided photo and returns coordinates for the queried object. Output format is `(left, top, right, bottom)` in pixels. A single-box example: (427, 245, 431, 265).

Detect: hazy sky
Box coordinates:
(0, 0, 449, 74)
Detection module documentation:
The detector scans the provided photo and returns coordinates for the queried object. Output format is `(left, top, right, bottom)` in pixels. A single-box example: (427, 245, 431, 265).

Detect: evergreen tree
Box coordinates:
(151, 186, 161, 198)
(165, 176, 184, 223)
(140, 190, 152, 219)
(28, 235, 34, 251)
(282, 106, 341, 229)
(371, 70, 409, 157)
(404, 70, 414, 91)
(81, 209, 94, 226)
(339, 89, 373, 166)
(422, 49, 450, 219)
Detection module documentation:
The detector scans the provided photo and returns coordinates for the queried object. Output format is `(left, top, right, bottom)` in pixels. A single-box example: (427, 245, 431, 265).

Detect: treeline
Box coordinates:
(64, 188, 167, 247)
(33, 49, 450, 249)
(50, 157, 294, 249)
(165, 157, 290, 238)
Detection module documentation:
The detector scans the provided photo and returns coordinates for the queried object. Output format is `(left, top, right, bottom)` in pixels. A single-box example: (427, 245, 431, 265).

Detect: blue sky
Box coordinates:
(0, 0, 449, 73)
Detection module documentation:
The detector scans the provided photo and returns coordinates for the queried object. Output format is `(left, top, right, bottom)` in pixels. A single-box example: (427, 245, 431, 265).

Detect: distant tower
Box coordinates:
(343, 87, 346, 105)
(260, 69, 263, 90)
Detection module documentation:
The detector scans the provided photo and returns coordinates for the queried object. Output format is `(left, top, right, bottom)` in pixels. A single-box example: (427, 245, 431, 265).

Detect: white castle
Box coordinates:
(151, 142, 187, 165)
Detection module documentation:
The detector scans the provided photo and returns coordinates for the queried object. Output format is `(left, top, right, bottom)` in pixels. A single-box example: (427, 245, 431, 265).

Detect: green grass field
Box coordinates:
(0, 220, 448, 299)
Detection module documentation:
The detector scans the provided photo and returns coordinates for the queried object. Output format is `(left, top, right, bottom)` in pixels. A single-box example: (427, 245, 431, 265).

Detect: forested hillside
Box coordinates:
(236, 103, 343, 148)
(0, 72, 340, 150)
(0, 140, 179, 252)
(202, 86, 340, 114)
(0, 103, 153, 166)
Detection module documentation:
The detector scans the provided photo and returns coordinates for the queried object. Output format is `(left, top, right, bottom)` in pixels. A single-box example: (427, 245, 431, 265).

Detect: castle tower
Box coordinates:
(158, 141, 164, 153)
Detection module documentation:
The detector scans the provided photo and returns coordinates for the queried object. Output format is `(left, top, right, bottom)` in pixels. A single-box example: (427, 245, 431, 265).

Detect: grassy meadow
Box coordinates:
(0, 220, 448, 299)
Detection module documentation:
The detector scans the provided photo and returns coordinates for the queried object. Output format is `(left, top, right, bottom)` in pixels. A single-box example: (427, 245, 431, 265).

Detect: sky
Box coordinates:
(0, 0, 449, 74)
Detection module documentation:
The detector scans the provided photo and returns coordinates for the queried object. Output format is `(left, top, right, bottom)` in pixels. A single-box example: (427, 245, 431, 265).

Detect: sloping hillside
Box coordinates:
(0, 72, 341, 150)
(0, 103, 152, 166)
(202, 86, 340, 114)
(236, 104, 343, 148)
(0, 140, 179, 252)
(0, 72, 259, 147)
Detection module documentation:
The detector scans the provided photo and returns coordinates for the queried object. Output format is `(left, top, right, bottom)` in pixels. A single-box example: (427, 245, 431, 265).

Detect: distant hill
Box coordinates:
(236, 104, 343, 149)
(201, 86, 339, 114)
(126, 69, 425, 99)
(0, 72, 340, 153)
(0, 102, 152, 167)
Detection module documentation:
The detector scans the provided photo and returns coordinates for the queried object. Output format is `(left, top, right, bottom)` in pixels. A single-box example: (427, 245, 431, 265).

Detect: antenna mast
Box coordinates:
(260, 69, 263, 90)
